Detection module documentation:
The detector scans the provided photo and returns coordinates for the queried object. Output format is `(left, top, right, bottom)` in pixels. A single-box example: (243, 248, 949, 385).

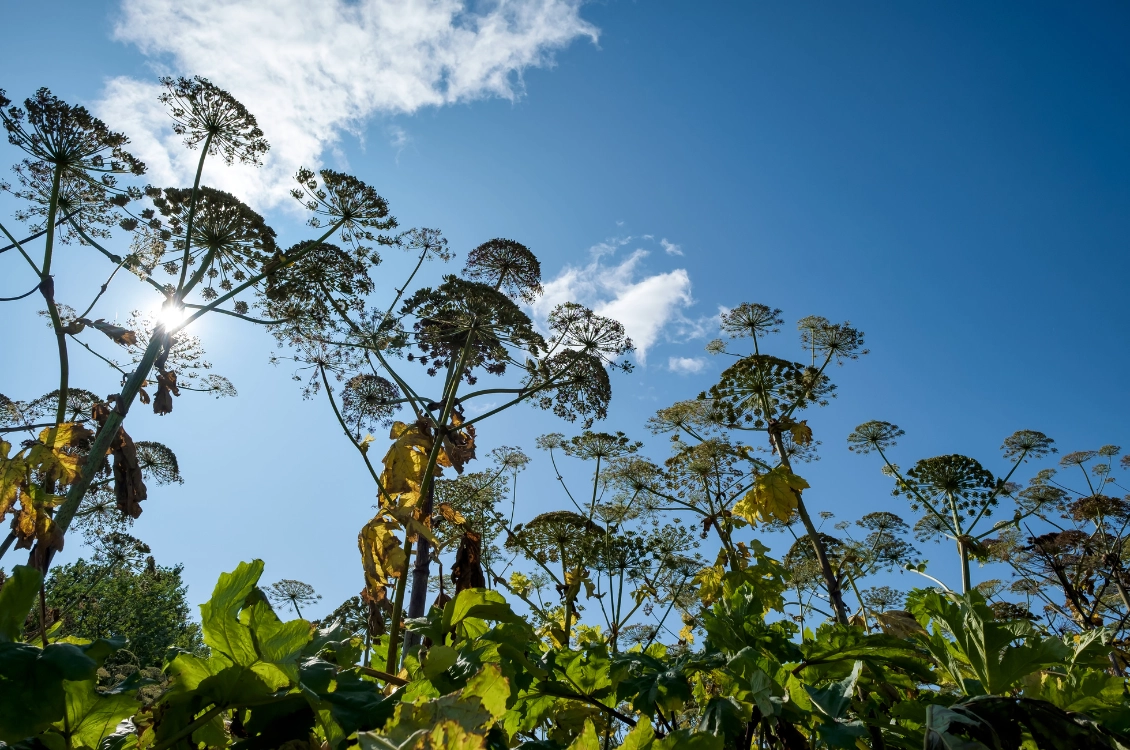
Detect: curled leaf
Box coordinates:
(78, 318, 137, 346)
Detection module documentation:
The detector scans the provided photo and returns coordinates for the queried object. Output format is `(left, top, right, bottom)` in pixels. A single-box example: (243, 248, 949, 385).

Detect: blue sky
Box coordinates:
(1, 1, 1128, 613)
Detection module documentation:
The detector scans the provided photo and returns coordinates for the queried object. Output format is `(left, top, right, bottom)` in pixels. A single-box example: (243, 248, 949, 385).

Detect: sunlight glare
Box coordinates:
(156, 302, 187, 330)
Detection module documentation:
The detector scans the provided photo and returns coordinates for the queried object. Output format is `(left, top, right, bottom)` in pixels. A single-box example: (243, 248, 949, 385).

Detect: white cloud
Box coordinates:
(668, 356, 705, 375)
(660, 238, 683, 256)
(531, 239, 695, 364)
(97, 0, 597, 205)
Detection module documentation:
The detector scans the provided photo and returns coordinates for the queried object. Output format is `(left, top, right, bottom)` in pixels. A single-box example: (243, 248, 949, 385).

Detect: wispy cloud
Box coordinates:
(660, 238, 683, 256)
(668, 356, 706, 375)
(531, 237, 695, 364)
(97, 0, 597, 205)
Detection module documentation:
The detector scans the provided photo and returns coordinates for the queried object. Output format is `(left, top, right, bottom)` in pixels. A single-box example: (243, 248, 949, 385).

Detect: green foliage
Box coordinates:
(43, 556, 203, 668)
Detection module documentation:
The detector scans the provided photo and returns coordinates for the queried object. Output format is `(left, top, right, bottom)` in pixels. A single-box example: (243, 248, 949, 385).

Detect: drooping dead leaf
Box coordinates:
(359, 514, 407, 599)
(153, 370, 179, 416)
(92, 403, 147, 518)
(78, 318, 137, 346)
(12, 484, 64, 570)
(876, 609, 926, 639)
(450, 531, 486, 594)
(439, 411, 477, 475)
(360, 586, 390, 636)
(436, 502, 466, 526)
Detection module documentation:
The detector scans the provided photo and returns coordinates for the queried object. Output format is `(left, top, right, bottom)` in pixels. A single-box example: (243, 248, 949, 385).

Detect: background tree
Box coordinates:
(38, 533, 203, 669)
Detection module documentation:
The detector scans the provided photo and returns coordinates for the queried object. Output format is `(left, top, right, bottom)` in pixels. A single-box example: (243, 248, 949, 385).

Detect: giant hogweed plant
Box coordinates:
(637, 305, 868, 625)
(262, 215, 636, 671)
(2, 78, 1130, 750)
(0, 77, 396, 574)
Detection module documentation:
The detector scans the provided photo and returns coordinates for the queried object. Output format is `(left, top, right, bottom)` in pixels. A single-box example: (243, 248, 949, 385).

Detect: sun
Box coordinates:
(156, 302, 187, 330)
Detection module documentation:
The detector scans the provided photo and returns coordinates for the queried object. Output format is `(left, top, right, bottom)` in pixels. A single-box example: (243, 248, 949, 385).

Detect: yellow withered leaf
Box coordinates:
(0, 441, 26, 519)
(13, 484, 63, 553)
(679, 624, 696, 645)
(358, 515, 406, 597)
(788, 420, 813, 447)
(436, 502, 466, 526)
(38, 423, 93, 449)
(25, 423, 89, 486)
(380, 421, 441, 502)
(693, 564, 726, 606)
(732, 467, 809, 525)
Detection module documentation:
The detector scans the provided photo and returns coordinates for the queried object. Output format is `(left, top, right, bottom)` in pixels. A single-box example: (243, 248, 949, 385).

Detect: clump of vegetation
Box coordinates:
(2, 77, 1129, 750)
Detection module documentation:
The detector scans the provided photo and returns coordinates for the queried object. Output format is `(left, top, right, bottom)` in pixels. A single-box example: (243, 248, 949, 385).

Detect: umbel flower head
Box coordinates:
(261, 240, 377, 330)
(561, 431, 642, 462)
(901, 454, 998, 519)
(159, 76, 269, 166)
(401, 275, 545, 383)
(707, 355, 834, 429)
(525, 349, 613, 429)
(147, 186, 278, 298)
(1, 88, 144, 177)
(463, 238, 542, 303)
(340, 373, 401, 437)
(4, 158, 140, 242)
(1001, 430, 1056, 460)
(720, 303, 782, 339)
(292, 168, 398, 252)
(847, 420, 905, 455)
(546, 302, 634, 367)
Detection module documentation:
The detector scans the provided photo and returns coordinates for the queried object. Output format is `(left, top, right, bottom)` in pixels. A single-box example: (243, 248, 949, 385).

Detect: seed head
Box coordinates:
(159, 77, 269, 165)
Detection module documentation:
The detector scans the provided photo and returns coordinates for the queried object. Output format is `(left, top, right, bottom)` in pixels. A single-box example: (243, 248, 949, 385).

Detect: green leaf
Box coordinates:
(52, 678, 140, 750)
(747, 669, 777, 717)
(804, 660, 861, 720)
(0, 565, 41, 643)
(653, 729, 722, 750)
(618, 716, 655, 750)
(444, 589, 524, 635)
(199, 560, 264, 666)
(463, 664, 510, 723)
(247, 599, 313, 664)
(565, 720, 600, 750)
(910, 590, 1070, 695)
(698, 697, 747, 744)
(424, 645, 460, 679)
(0, 642, 96, 742)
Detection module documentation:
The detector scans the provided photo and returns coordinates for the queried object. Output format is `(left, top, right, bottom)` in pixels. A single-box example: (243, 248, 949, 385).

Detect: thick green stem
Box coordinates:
(769, 425, 849, 624)
(38, 168, 70, 435)
(385, 536, 413, 672)
(175, 137, 212, 295)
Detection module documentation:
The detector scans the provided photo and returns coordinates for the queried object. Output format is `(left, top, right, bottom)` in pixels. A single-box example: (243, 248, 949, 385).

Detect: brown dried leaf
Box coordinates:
(153, 370, 179, 416)
(92, 403, 147, 518)
(436, 502, 466, 526)
(450, 531, 486, 594)
(78, 318, 137, 346)
(876, 609, 926, 639)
